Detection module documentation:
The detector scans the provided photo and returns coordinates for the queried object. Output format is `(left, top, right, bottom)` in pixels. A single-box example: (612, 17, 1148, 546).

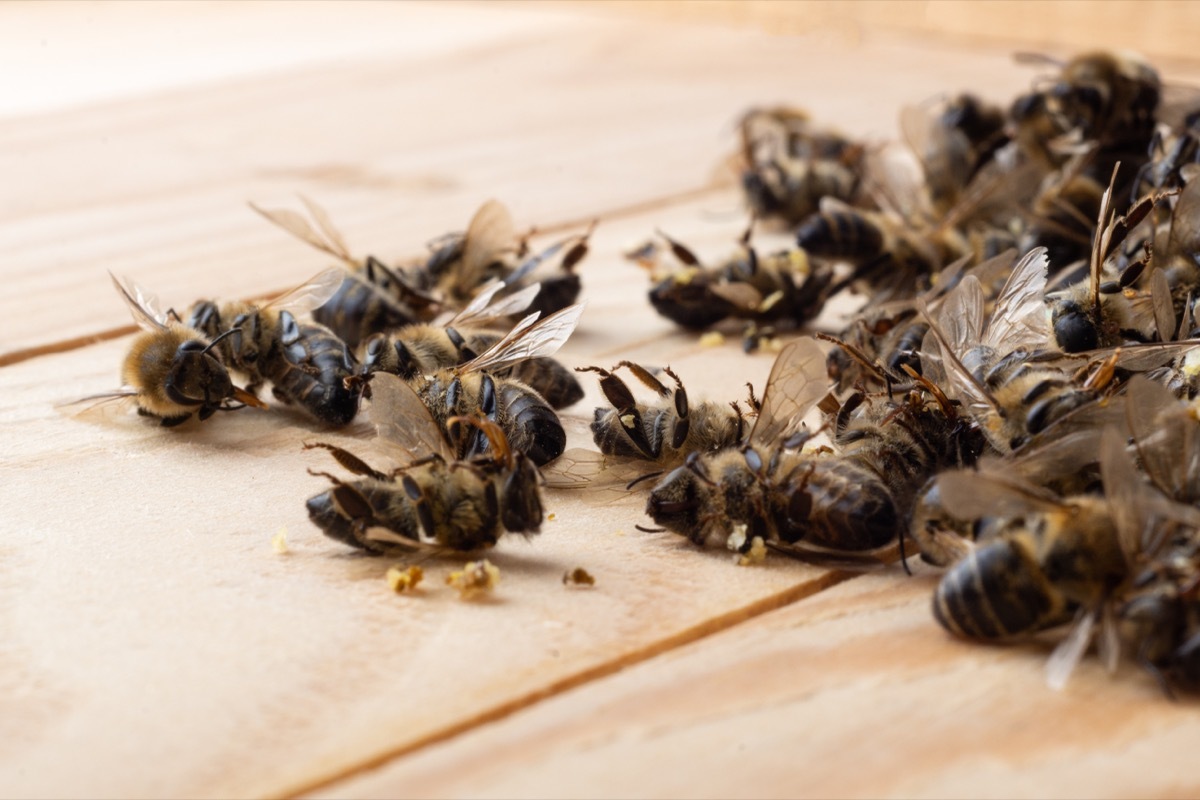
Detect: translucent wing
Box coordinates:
(1045, 607, 1096, 691)
(110, 272, 168, 331)
(249, 201, 356, 267)
(983, 247, 1050, 351)
(935, 470, 1068, 521)
(1099, 424, 1147, 565)
(1151, 267, 1176, 341)
(447, 280, 540, 328)
(261, 267, 346, 314)
(538, 448, 657, 501)
(368, 373, 452, 462)
(1003, 428, 1103, 485)
(748, 337, 830, 446)
(505, 239, 567, 286)
(1127, 375, 1200, 504)
(459, 303, 584, 375)
(936, 274, 985, 356)
(458, 199, 517, 287)
(1166, 178, 1200, 261)
(298, 195, 353, 263)
(920, 298, 996, 419)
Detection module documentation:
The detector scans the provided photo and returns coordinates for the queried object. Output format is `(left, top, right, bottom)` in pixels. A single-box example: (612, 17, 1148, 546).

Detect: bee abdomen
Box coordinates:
(796, 209, 884, 262)
(504, 358, 585, 409)
(314, 276, 418, 349)
(785, 461, 897, 550)
(933, 540, 1066, 640)
(499, 383, 565, 466)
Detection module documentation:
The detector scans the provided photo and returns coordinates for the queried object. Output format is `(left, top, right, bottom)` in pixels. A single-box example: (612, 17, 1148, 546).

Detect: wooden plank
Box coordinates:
(576, 0, 1200, 67)
(0, 192, 854, 799)
(0, 8, 1062, 362)
(318, 563, 1200, 799)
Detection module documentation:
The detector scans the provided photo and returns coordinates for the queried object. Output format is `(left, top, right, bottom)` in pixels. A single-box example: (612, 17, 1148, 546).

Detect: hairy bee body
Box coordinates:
(933, 497, 1127, 639)
(415, 371, 565, 466)
(738, 107, 866, 225)
(1119, 538, 1200, 693)
(647, 393, 984, 554)
(189, 300, 360, 426)
(123, 322, 236, 426)
(305, 429, 543, 554)
(360, 325, 583, 409)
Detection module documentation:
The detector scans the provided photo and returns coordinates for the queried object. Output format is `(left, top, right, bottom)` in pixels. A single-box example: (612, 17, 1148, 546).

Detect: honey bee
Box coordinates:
(1039, 50, 1161, 155)
(932, 389, 1200, 688)
(357, 281, 583, 409)
(80, 274, 265, 426)
(795, 197, 968, 301)
(398, 303, 585, 467)
(188, 268, 362, 426)
(421, 199, 591, 320)
(252, 198, 440, 349)
(305, 373, 542, 553)
(579, 360, 749, 472)
(644, 225, 836, 333)
(901, 92, 1009, 218)
(645, 337, 983, 562)
(737, 106, 867, 226)
(1045, 168, 1172, 352)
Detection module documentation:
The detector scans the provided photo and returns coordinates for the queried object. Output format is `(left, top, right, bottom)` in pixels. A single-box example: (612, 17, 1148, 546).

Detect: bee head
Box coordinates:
(645, 464, 708, 545)
(164, 338, 234, 408)
(500, 456, 543, 534)
(305, 490, 360, 549)
(1051, 300, 1098, 353)
(648, 273, 730, 329)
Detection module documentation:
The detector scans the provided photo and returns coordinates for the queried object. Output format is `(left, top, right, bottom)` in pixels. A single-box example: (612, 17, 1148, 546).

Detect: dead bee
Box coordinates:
(580, 360, 749, 474)
(79, 274, 263, 426)
(1037, 50, 1161, 155)
(795, 198, 968, 301)
(305, 373, 542, 553)
(252, 198, 440, 349)
(737, 106, 867, 225)
(399, 303, 585, 466)
(645, 225, 836, 333)
(901, 92, 1009, 218)
(357, 281, 583, 409)
(646, 337, 982, 562)
(1041, 166, 1177, 352)
(188, 268, 362, 426)
(421, 199, 591, 320)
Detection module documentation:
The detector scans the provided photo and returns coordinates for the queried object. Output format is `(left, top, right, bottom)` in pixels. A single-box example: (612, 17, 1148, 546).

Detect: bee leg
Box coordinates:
(401, 475, 437, 541)
(577, 365, 657, 459)
(159, 413, 192, 427)
(444, 327, 478, 361)
(662, 366, 691, 449)
(612, 361, 671, 396)
(302, 442, 387, 480)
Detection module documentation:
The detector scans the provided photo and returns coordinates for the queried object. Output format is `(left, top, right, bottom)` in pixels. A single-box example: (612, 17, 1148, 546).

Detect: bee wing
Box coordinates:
(1005, 428, 1103, 484)
(1100, 424, 1152, 564)
(539, 448, 655, 501)
(249, 201, 357, 267)
(935, 469, 1068, 521)
(56, 389, 140, 420)
(261, 267, 346, 315)
(921, 290, 997, 419)
(1045, 606, 1097, 692)
(110, 272, 168, 331)
(1127, 374, 1200, 504)
(936, 273, 985, 355)
(458, 303, 583, 375)
(368, 373, 452, 462)
(1151, 267, 1177, 341)
(446, 280, 540, 328)
(1166, 178, 1200, 260)
(748, 337, 830, 446)
(1012, 51, 1064, 68)
(459, 199, 517, 287)
(505, 239, 567, 285)
(767, 539, 902, 570)
(982, 247, 1049, 351)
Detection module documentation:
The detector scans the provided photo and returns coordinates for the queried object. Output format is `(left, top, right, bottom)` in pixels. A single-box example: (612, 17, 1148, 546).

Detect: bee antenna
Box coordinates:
(635, 524, 667, 533)
(202, 327, 241, 354)
(897, 527, 914, 577)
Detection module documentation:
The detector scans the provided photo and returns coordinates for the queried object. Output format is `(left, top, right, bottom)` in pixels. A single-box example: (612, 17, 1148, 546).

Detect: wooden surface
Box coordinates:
(4, 3, 1200, 798)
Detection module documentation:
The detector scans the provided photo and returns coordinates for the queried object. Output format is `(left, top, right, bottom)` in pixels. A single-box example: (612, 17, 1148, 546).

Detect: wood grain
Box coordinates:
(319, 564, 1200, 799)
(6, 3, 1200, 798)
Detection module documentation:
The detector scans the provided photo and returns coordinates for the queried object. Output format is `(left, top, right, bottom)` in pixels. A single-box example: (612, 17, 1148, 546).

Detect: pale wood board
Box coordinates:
(320, 565, 1200, 800)
(5, 3, 1200, 799)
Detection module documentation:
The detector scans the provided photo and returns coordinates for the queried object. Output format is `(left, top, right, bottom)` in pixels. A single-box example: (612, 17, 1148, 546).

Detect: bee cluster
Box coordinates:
(86, 49, 1200, 691)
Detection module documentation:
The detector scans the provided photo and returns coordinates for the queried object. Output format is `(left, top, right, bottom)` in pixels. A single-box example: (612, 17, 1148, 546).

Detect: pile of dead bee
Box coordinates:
(86, 50, 1200, 694)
